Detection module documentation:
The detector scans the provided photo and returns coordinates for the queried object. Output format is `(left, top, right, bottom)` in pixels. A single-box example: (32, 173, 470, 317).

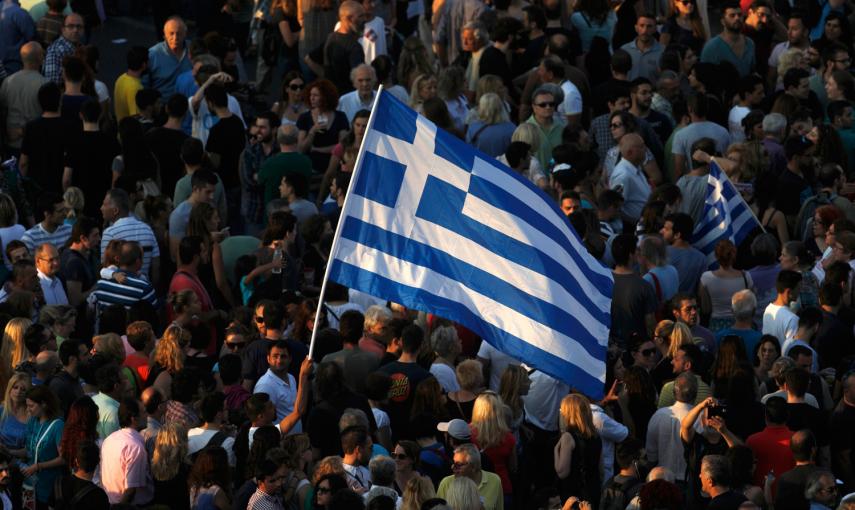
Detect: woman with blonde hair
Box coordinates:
(0, 372, 31, 458)
(498, 365, 531, 432)
(0, 318, 31, 391)
(62, 187, 85, 225)
(151, 422, 191, 509)
(497, 123, 548, 189)
(555, 393, 602, 505)
(465, 92, 516, 157)
(446, 359, 482, 421)
(401, 475, 436, 510)
(470, 391, 516, 499)
(38, 305, 76, 346)
(282, 433, 313, 510)
(776, 48, 807, 90)
(409, 74, 438, 112)
(148, 325, 187, 399)
(444, 476, 482, 510)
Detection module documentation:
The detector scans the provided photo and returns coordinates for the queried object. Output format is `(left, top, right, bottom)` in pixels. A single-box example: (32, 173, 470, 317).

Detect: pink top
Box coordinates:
(100, 428, 153, 505)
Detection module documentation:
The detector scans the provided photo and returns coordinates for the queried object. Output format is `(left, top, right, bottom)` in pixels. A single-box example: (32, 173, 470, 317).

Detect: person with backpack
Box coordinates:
(600, 439, 645, 510)
(187, 392, 236, 466)
(794, 163, 855, 243)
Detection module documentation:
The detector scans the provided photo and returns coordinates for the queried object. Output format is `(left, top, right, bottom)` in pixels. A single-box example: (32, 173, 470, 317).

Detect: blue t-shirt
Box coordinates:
(700, 35, 756, 77)
(666, 245, 707, 295)
(569, 10, 617, 52)
(715, 327, 762, 357)
(643, 265, 680, 303)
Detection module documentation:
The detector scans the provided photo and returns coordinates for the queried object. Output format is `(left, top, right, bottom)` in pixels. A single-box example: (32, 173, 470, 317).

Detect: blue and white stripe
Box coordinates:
(327, 90, 613, 398)
(692, 161, 762, 268)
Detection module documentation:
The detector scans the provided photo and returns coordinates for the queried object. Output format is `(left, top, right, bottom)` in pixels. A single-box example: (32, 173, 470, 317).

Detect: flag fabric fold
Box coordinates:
(326, 90, 613, 398)
(692, 160, 762, 268)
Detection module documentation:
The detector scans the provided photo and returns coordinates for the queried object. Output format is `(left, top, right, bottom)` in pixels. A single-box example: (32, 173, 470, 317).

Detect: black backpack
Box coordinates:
(598, 475, 643, 510)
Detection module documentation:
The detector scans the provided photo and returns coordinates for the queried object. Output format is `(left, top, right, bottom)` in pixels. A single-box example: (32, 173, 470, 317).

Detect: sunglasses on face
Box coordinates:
(610, 123, 624, 129)
(639, 348, 657, 357)
(255, 316, 264, 323)
(535, 102, 557, 108)
(317, 487, 332, 494)
(392, 453, 409, 460)
(289, 83, 305, 91)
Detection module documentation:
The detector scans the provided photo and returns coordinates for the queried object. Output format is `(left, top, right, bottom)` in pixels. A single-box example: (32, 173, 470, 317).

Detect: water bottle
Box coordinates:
(272, 246, 283, 274)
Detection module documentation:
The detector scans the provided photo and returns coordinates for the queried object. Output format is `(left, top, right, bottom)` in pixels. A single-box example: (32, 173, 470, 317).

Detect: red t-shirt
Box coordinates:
(123, 353, 151, 385)
(746, 425, 795, 489)
(168, 270, 216, 354)
(471, 427, 516, 494)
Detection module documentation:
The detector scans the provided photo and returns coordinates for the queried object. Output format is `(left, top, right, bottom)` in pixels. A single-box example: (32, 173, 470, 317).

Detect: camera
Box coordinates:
(708, 401, 728, 419)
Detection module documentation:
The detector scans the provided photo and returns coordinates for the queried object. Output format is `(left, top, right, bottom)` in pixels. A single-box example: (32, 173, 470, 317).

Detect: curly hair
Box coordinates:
(303, 79, 339, 111)
(152, 422, 188, 481)
(312, 455, 345, 484)
(153, 325, 186, 373)
(59, 396, 99, 465)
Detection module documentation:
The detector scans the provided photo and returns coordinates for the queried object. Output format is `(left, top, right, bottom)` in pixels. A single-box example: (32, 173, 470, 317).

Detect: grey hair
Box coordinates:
(277, 124, 299, 146)
(762, 113, 787, 136)
(338, 408, 370, 432)
(674, 372, 698, 404)
(533, 82, 563, 105)
(701, 455, 731, 487)
(804, 469, 835, 500)
(462, 21, 489, 44)
(750, 233, 780, 262)
(646, 466, 676, 482)
(364, 305, 392, 332)
(771, 356, 795, 383)
(350, 63, 377, 85)
(431, 325, 459, 358)
(731, 289, 757, 322)
(368, 455, 396, 486)
(639, 235, 666, 267)
(454, 443, 481, 471)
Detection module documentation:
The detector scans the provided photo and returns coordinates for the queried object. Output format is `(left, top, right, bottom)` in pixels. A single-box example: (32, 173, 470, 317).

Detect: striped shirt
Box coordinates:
(92, 270, 159, 314)
(101, 217, 160, 278)
(21, 223, 72, 252)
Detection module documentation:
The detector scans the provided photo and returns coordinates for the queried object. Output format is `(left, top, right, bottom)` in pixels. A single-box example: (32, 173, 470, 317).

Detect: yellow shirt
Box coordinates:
(114, 73, 142, 121)
(437, 472, 504, 510)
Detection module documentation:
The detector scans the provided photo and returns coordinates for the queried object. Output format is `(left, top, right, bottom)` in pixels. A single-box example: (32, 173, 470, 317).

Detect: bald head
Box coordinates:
(35, 350, 59, 374)
(339, 0, 365, 32)
(647, 466, 675, 482)
(21, 42, 44, 69)
(619, 133, 645, 165)
(790, 429, 817, 462)
(141, 387, 165, 416)
(163, 16, 187, 54)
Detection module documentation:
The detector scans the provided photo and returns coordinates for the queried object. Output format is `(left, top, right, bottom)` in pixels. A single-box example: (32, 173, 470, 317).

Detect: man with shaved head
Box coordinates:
(42, 12, 84, 83)
(0, 41, 47, 152)
(610, 133, 651, 222)
(145, 16, 192, 98)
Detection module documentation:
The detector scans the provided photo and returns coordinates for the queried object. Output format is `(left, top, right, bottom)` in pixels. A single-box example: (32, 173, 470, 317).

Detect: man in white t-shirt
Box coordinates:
(728, 74, 765, 141)
(537, 55, 582, 126)
(762, 270, 802, 343)
(187, 392, 236, 466)
(477, 341, 520, 391)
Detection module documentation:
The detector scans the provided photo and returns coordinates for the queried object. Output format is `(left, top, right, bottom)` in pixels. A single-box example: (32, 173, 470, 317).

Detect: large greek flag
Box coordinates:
(692, 161, 762, 268)
(326, 90, 613, 398)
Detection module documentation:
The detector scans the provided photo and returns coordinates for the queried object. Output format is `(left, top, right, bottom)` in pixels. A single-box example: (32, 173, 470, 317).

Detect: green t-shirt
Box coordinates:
(437, 471, 504, 510)
(257, 152, 313, 206)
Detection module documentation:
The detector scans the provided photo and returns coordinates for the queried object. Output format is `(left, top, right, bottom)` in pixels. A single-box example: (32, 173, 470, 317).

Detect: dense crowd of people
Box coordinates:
(3, 0, 855, 509)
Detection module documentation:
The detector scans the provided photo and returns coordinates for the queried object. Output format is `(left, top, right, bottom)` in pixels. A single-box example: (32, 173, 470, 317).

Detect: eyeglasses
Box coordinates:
(610, 123, 624, 129)
(289, 83, 305, 91)
(534, 102, 556, 108)
(451, 462, 469, 469)
(392, 453, 409, 460)
(640, 348, 657, 357)
(255, 316, 264, 323)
